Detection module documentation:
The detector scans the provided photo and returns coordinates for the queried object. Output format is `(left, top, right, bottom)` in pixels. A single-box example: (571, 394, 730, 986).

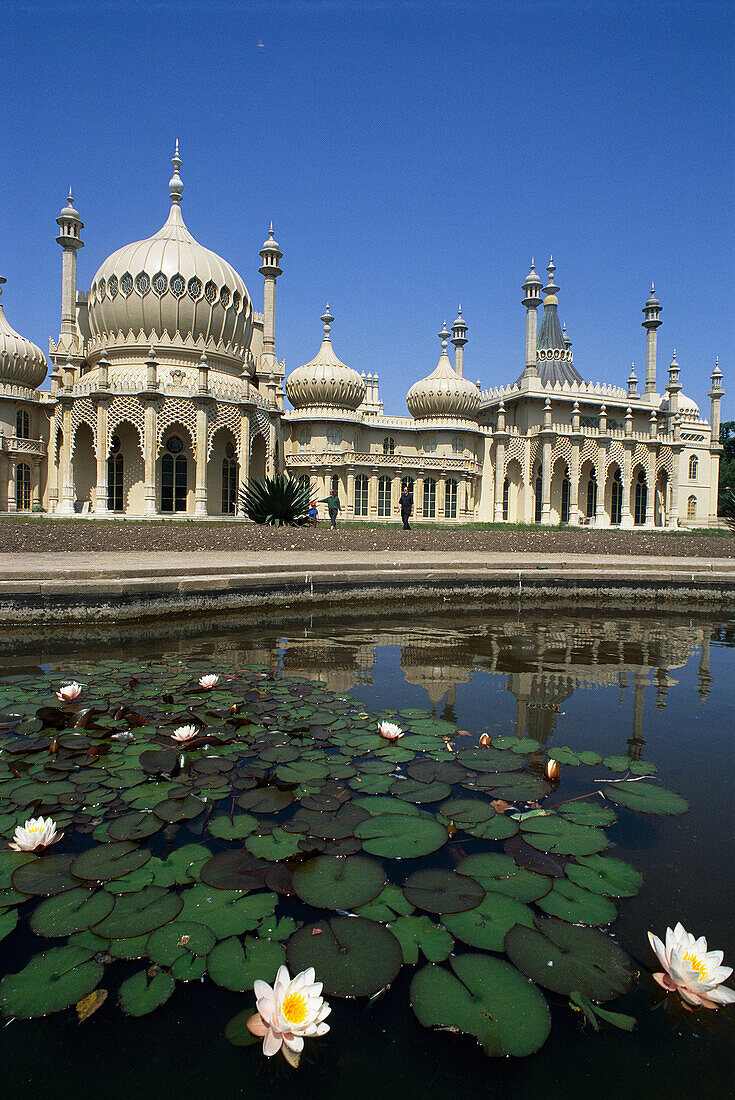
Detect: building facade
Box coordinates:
(0, 147, 725, 526)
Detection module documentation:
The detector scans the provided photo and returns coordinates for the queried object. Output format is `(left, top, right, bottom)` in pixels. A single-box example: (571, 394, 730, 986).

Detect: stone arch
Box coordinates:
(579, 458, 597, 522)
(157, 423, 195, 514)
(630, 461, 648, 526)
(655, 468, 669, 527)
(207, 426, 239, 515)
(504, 457, 523, 522)
(113, 421, 145, 513)
(108, 417, 142, 459)
(72, 422, 95, 510)
(550, 457, 570, 525)
(250, 434, 267, 483)
(604, 461, 623, 526)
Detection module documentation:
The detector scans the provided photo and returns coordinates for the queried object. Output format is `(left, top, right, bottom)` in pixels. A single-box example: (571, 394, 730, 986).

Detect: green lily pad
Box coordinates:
(224, 1009, 260, 1048)
(437, 798, 518, 840)
(505, 915, 636, 1001)
(70, 841, 151, 884)
(12, 853, 79, 896)
(199, 851, 268, 892)
(91, 886, 183, 938)
(520, 815, 608, 856)
(178, 886, 276, 939)
(456, 747, 524, 773)
(603, 781, 689, 815)
(390, 915, 454, 964)
(355, 814, 447, 859)
(292, 855, 386, 910)
(237, 787, 293, 814)
(0, 946, 103, 1018)
(147, 920, 216, 966)
(152, 794, 205, 824)
(107, 934, 153, 959)
(0, 850, 34, 888)
(389, 778, 451, 803)
(245, 829, 304, 862)
(352, 796, 421, 817)
(354, 884, 415, 921)
(410, 954, 550, 1057)
(287, 916, 403, 998)
(402, 869, 485, 914)
(441, 890, 535, 951)
(0, 909, 17, 940)
(468, 772, 550, 801)
(602, 755, 634, 772)
(565, 854, 644, 898)
(105, 864, 157, 895)
(207, 814, 258, 840)
(108, 812, 163, 841)
(536, 879, 618, 925)
(557, 801, 617, 827)
(119, 969, 175, 1016)
(163, 844, 211, 885)
(206, 934, 285, 991)
(455, 853, 552, 903)
(30, 886, 115, 937)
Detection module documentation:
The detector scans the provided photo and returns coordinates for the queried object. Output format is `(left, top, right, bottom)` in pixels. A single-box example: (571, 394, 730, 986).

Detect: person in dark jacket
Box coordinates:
(399, 485, 413, 530)
(320, 491, 341, 528)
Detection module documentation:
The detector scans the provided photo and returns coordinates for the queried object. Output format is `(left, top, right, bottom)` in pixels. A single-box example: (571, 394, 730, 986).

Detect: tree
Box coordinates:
(718, 421, 735, 515)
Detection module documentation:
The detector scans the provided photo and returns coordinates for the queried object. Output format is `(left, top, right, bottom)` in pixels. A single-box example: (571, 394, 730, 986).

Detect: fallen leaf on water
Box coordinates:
(491, 799, 515, 814)
(311, 928, 323, 936)
(77, 989, 107, 1023)
(177, 935, 191, 947)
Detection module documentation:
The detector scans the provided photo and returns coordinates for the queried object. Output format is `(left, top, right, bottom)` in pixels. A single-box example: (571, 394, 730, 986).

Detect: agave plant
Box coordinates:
(721, 487, 735, 531)
(239, 475, 313, 526)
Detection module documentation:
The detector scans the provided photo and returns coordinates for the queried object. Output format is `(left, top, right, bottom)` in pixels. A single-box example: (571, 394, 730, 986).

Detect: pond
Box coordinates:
(0, 605, 732, 1099)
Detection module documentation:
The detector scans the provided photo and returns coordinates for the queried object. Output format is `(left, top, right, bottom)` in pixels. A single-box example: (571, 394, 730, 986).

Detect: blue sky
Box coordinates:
(3, 0, 733, 419)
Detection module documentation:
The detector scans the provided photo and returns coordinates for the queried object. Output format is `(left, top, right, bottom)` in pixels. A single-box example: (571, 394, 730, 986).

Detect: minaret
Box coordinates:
(55, 188, 84, 344)
(666, 349, 681, 420)
(451, 307, 467, 377)
(562, 323, 572, 351)
(521, 258, 542, 377)
(642, 284, 662, 395)
(709, 356, 723, 442)
(628, 364, 638, 398)
(259, 223, 283, 376)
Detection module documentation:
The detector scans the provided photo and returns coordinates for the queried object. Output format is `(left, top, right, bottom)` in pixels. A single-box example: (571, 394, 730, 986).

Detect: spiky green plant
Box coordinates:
(238, 474, 313, 526)
(720, 486, 735, 531)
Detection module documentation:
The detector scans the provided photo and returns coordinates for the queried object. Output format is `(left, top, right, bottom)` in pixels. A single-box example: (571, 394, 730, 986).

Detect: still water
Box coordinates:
(0, 605, 733, 1100)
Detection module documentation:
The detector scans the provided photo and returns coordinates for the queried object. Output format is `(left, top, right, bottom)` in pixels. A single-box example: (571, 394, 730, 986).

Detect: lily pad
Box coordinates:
(402, 869, 485, 914)
(224, 1009, 260, 1047)
(0, 946, 103, 1018)
(467, 772, 550, 801)
(292, 855, 386, 910)
(536, 879, 618, 925)
(119, 969, 175, 1017)
(441, 890, 535, 952)
(12, 853, 79, 896)
(565, 854, 644, 898)
(505, 915, 636, 1001)
(351, 796, 420, 817)
(207, 814, 258, 840)
(287, 916, 403, 998)
(437, 798, 518, 841)
(70, 841, 151, 885)
(503, 836, 567, 877)
(410, 954, 550, 1057)
(557, 801, 617, 827)
(245, 829, 304, 862)
(390, 915, 454, 964)
(178, 886, 276, 939)
(520, 815, 608, 856)
(152, 794, 205, 824)
(206, 934, 285, 991)
(355, 814, 447, 859)
(146, 920, 216, 966)
(30, 887, 115, 937)
(199, 851, 268, 892)
(108, 812, 163, 841)
(92, 886, 183, 938)
(456, 747, 524, 773)
(456, 853, 552, 903)
(603, 781, 689, 815)
(237, 787, 293, 814)
(354, 884, 415, 921)
(389, 778, 451, 804)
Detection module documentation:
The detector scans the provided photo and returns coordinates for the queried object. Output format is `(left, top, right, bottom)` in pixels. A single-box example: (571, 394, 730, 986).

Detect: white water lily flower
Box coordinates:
(247, 965, 331, 1067)
(648, 922, 735, 1009)
(56, 682, 83, 702)
(172, 725, 199, 743)
(198, 674, 220, 690)
(378, 721, 403, 741)
(9, 816, 63, 852)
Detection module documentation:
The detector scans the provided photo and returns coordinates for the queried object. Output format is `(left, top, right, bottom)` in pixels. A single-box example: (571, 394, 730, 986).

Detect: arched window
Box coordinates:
(401, 475, 414, 493)
(297, 428, 310, 453)
(534, 466, 543, 523)
(221, 443, 238, 514)
(107, 454, 124, 511)
(377, 475, 392, 516)
(452, 436, 464, 456)
(561, 467, 571, 524)
(354, 474, 368, 517)
(382, 436, 395, 455)
(586, 469, 597, 518)
(687, 494, 697, 520)
(634, 470, 647, 525)
(16, 463, 31, 510)
(445, 478, 458, 519)
(423, 477, 436, 518)
(162, 436, 187, 512)
(688, 454, 698, 480)
(16, 409, 30, 439)
(502, 476, 510, 521)
(330, 474, 339, 495)
(327, 429, 341, 454)
(611, 468, 623, 525)
(424, 437, 437, 455)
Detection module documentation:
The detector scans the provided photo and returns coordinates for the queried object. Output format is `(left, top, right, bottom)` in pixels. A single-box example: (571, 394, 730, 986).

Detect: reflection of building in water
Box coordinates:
(278, 618, 714, 756)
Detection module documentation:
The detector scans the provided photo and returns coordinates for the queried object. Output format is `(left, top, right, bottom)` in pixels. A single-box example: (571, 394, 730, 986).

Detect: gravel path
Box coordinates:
(0, 518, 732, 557)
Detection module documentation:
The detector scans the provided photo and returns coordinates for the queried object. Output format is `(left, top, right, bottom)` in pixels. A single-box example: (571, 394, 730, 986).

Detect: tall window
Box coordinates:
(687, 494, 697, 520)
(561, 467, 571, 524)
(297, 428, 310, 453)
(161, 436, 187, 513)
(16, 410, 30, 439)
(377, 475, 391, 516)
(611, 468, 623, 525)
(423, 477, 436, 518)
(107, 455, 124, 511)
(383, 436, 395, 455)
(354, 474, 368, 516)
(330, 474, 339, 495)
(502, 477, 509, 521)
(424, 437, 437, 455)
(445, 478, 458, 519)
(221, 443, 237, 514)
(452, 437, 464, 456)
(16, 463, 31, 510)
(534, 466, 543, 523)
(401, 475, 414, 493)
(688, 455, 698, 480)
(586, 470, 597, 518)
(634, 470, 647, 525)
(327, 429, 341, 453)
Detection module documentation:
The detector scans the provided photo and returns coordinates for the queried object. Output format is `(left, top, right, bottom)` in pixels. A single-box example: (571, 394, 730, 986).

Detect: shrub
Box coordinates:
(238, 474, 313, 526)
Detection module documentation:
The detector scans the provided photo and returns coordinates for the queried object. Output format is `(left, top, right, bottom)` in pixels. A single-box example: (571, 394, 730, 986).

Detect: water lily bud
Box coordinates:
(479, 734, 492, 747)
(544, 758, 561, 781)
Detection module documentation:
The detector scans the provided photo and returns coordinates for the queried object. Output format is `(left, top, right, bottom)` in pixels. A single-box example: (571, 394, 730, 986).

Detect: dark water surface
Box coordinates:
(0, 606, 733, 1100)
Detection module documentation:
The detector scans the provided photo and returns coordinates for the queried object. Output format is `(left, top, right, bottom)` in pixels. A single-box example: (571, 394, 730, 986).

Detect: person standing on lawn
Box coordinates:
(399, 484, 413, 530)
(320, 490, 341, 529)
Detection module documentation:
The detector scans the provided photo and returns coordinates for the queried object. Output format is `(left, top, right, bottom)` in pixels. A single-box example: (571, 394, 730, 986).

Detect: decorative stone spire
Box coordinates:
(451, 307, 467, 377)
(543, 256, 559, 300)
(522, 259, 542, 377)
(322, 304, 334, 337)
(709, 356, 724, 442)
(562, 323, 572, 350)
(642, 282, 662, 395)
(169, 140, 183, 205)
(438, 320, 451, 352)
(628, 364, 638, 398)
(56, 186, 84, 342)
(259, 223, 283, 376)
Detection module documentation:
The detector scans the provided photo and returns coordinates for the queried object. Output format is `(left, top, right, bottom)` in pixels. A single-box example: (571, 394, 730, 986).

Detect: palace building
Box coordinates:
(0, 146, 724, 526)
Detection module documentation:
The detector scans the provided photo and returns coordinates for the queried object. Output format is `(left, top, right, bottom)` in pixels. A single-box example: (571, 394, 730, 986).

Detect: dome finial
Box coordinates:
(0, 275, 5, 298)
(321, 303, 334, 337)
(439, 320, 450, 350)
(68, 187, 74, 205)
(169, 140, 183, 205)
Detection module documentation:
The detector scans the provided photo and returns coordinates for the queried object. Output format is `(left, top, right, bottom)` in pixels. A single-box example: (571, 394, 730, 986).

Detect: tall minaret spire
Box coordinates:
(642, 283, 662, 395)
(521, 258, 542, 377)
(169, 140, 183, 205)
(451, 306, 467, 377)
(55, 188, 84, 344)
(259, 223, 284, 406)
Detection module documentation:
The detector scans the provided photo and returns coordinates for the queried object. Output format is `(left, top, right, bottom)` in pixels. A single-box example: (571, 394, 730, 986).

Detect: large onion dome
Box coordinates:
(87, 144, 253, 359)
(407, 322, 480, 421)
(0, 277, 47, 389)
(286, 306, 366, 411)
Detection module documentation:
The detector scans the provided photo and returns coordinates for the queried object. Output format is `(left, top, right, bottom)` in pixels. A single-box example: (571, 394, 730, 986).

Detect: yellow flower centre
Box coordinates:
(281, 991, 308, 1025)
(27, 824, 43, 834)
(682, 951, 708, 981)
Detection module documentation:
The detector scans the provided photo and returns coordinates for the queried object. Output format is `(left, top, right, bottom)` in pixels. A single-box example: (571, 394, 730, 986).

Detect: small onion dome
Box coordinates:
(645, 283, 660, 308)
(59, 189, 80, 221)
(285, 306, 366, 411)
(524, 258, 542, 287)
(261, 223, 280, 254)
(0, 277, 48, 389)
(406, 324, 480, 421)
(88, 143, 252, 356)
(658, 392, 700, 418)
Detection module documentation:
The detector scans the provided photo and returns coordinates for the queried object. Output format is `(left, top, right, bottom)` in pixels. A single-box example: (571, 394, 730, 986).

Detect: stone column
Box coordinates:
(238, 410, 250, 511)
(668, 447, 682, 528)
(195, 402, 209, 517)
(369, 470, 378, 517)
(346, 468, 355, 517)
(646, 447, 656, 527)
(94, 400, 109, 514)
(595, 445, 607, 527)
(6, 461, 16, 512)
(415, 477, 424, 518)
(266, 420, 275, 478)
(30, 460, 41, 509)
(621, 446, 633, 528)
(58, 400, 75, 515)
(437, 476, 446, 521)
(143, 402, 158, 515)
(392, 475, 401, 517)
(493, 440, 506, 522)
(541, 438, 552, 524)
(569, 440, 581, 524)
